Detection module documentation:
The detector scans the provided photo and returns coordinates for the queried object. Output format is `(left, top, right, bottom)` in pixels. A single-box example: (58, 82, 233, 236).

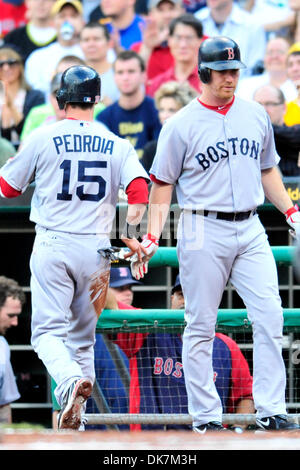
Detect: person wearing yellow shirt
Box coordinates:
(285, 42, 300, 125)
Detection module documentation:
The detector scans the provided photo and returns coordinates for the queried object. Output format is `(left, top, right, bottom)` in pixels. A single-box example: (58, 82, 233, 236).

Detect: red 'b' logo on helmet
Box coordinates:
(226, 47, 235, 60)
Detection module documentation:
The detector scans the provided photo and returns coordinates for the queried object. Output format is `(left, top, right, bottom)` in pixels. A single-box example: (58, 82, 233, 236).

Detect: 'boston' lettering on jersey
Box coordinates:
(195, 137, 260, 171)
(53, 134, 114, 155)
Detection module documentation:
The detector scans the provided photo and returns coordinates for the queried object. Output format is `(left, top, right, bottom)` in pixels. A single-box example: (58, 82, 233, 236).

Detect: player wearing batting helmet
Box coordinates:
(56, 65, 101, 109)
(198, 36, 246, 84)
(0, 64, 150, 431)
(129, 36, 300, 433)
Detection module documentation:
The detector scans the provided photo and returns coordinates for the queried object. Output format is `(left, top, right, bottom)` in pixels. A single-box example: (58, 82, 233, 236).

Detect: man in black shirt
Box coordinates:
(254, 84, 300, 177)
(3, 0, 57, 62)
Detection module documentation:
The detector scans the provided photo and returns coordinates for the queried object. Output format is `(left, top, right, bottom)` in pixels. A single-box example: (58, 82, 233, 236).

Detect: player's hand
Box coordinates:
(121, 236, 148, 263)
(130, 234, 159, 280)
(285, 205, 300, 240)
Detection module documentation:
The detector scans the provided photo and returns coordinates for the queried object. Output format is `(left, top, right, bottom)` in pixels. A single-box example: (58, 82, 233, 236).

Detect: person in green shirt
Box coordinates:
(0, 137, 16, 167)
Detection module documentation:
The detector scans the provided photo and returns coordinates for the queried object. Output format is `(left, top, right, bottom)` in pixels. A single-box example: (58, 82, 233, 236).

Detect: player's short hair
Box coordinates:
(80, 21, 110, 41)
(169, 13, 203, 38)
(0, 276, 25, 309)
(68, 102, 94, 110)
(154, 81, 198, 109)
(113, 50, 145, 72)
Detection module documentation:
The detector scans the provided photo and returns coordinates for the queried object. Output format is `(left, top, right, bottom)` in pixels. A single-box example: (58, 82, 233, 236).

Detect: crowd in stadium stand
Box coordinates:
(1, 0, 300, 176)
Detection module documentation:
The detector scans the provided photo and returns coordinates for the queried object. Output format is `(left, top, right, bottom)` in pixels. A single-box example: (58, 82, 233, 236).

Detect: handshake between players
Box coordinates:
(99, 234, 158, 280)
(119, 190, 170, 280)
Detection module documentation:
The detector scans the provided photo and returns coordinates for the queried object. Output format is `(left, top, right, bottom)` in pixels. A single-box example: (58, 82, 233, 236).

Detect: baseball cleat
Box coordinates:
(193, 421, 228, 433)
(255, 414, 300, 432)
(58, 378, 93, 430)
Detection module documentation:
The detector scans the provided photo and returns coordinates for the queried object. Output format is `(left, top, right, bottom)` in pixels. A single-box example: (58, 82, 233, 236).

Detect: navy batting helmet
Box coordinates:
(198, 36, 246, 84)
(56, 65, 101, 110)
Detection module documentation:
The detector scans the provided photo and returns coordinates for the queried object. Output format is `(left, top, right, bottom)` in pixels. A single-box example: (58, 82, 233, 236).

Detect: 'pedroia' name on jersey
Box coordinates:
(53, 134, 114, 155)
(195, 137, 260, 171)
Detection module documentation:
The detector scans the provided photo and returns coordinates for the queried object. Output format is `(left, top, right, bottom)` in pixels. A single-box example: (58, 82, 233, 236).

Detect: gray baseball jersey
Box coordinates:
(1, 119, 148, 234)
(150, 97, 280, 212)
(150, 96, 287, 426)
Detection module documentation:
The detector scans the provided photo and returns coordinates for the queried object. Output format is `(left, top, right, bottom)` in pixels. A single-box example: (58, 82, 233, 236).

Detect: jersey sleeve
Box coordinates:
(216, 333, 253, 413)
(0, 134, 39, 194)
(0, 177, 22, 198)
(150, 118, 187, 184)
(126, 177, 149, 204)
(150, 174, 171, 185)
(260, 112, 281, 170)
(120, 140, 150, 190)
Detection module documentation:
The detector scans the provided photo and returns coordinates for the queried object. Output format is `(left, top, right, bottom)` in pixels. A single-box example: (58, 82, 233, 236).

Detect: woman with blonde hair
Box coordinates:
(141, 80, 198, 173)
(0, 46, 45, 149)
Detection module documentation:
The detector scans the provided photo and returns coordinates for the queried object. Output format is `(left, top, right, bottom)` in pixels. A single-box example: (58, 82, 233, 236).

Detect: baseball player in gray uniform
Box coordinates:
(0, 65, 149, 430)
(130, 37, 300, 433)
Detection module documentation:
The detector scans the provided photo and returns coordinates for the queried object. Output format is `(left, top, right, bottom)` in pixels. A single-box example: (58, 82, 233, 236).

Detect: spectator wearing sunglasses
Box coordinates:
(0, 276, 26, 424)
(0, 46, 45, 149)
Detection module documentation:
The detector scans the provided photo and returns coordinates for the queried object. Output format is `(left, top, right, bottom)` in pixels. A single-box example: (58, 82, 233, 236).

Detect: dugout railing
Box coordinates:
(84, 307, 300, 428)
(81, 244, 300, 429)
